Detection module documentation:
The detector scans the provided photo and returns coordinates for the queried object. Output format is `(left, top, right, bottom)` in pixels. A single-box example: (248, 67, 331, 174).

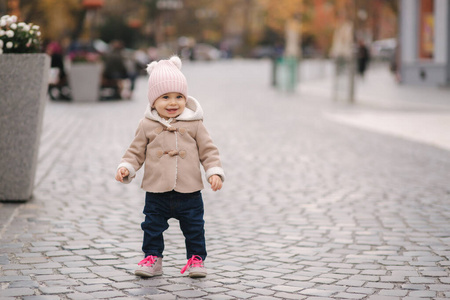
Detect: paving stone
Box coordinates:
(334, 292, 366, 299)
(420, 270, 448, 276)
(365, 282, 395, 289)
(89, 291, 126, 298)
(46, 251, 73, 257)
(74, 285, 111, 293)
(273, 292, 306, 299)
(173, 289, 208, 298)
(336, 279, 365, 287)
(378, 289, 408, 297)
(125, 287, 160, 295)
(202, 287, 230, 293)
(380, 276, 407, 283)
(0, 288, 35, 297)
(247, 287, 275, 296)
(144, 294, 177, 300)
(225, 290, 254, 299)
(45, 279, 79, 286)
(58, 268, 89, 275)
(23, 296, 61, 300)
(346, 287, 375, 295)
(1, 264, 30, 270)
(299, 288, 336, 297)
(1, 61, 450, 300)
(68, 273, 98, 279)
(33, 262, 62, 269)
(65, 292, 95, 300)
(271, 285, 302, 293)
(428, 284, 450, 291)
(39, 286, 72, 294)
(20, 257, 49, 264)
(9, 280, 40, 288)
(79, 278, 113, 285)
(401, 284, 426, 290)
(204, 295, 235, 300)
(408, 290, 437, 297)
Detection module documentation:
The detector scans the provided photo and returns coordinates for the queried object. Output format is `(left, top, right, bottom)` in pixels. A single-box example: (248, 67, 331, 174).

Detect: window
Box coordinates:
(419, 0, 434, 59)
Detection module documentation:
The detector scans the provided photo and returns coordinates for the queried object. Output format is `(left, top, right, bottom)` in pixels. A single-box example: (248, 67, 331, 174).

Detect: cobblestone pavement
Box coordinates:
(1, 60, 450, 299)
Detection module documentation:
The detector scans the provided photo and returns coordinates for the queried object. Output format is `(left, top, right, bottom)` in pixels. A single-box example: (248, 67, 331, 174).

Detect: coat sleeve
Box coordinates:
(195, 121, 225, 182)
(117, 119, 148, 184)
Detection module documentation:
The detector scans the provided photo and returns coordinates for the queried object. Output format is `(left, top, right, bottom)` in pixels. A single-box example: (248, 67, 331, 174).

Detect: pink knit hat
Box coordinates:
(146, 56, 188, 107)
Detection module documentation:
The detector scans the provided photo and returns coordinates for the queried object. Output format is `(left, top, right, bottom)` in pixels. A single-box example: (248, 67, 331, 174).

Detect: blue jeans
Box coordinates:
(141, 190, 206, 260)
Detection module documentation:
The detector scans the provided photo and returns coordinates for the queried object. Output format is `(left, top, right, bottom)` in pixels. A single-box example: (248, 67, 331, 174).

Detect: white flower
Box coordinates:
(0, 14, 42, 53)
(5, 16, 13, 25)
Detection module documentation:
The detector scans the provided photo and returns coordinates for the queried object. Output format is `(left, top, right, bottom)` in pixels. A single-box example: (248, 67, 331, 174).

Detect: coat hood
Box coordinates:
(145, 96, 204, 127)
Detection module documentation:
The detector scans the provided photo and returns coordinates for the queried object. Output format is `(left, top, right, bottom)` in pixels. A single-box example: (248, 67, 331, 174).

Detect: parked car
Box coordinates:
(371, 38, 396, 60)
(193, 43, 221, 61)
(251, 46, 276, 59)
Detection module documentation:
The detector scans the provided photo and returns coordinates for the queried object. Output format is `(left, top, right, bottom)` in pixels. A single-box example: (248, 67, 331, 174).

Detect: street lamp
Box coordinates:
(82, 0, 104, 9)
(82, 0, 104, 41)
(155, 0, 183, 52)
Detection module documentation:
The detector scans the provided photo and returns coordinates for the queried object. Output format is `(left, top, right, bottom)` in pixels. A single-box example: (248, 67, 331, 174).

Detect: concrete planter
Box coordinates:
(0, 54, 50, 201)
(69, 63, 102, 102)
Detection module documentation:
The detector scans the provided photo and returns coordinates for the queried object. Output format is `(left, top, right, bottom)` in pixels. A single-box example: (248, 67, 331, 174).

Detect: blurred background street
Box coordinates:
(1, 0, 450, 299)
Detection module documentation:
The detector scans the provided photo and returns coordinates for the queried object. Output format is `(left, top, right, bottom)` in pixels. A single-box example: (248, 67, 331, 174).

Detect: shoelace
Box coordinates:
(138, 255, 157, 267)
(180, 255, 203, 274)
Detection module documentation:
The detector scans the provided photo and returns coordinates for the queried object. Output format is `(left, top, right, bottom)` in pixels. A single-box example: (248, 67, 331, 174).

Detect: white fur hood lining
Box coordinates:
(145, 96, 204, 127)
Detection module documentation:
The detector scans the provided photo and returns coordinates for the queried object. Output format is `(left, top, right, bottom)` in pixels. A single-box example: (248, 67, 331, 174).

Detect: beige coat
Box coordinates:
(118, 96, 225, 193)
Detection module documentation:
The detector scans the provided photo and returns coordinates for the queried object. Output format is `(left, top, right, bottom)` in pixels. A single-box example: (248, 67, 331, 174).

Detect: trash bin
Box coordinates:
(332, 57, 354, 102)
(275, 57, 297, 92)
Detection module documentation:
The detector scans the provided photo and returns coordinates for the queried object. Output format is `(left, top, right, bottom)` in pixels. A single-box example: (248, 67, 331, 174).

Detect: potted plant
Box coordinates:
(68, 46, 102, 102)
(0, 15, 50, 201)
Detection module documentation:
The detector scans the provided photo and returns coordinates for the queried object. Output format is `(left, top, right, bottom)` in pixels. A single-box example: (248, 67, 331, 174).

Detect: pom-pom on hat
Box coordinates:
(146, 56, 188, 107)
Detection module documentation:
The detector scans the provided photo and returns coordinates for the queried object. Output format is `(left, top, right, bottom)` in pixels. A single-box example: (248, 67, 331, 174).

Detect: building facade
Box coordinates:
(399, 0, 450, 86)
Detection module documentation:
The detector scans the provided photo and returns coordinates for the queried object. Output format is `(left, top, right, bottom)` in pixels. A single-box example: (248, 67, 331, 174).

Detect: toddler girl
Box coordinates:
(115, 56, 224, 278)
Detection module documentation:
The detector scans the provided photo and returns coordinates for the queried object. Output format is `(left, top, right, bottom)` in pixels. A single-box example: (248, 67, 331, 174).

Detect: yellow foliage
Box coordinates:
(260, 0, 305, 33)
(36, 0, 81, 41)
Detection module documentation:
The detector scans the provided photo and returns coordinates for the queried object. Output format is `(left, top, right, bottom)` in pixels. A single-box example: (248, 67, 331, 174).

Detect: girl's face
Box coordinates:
(153, 92, 186, 119)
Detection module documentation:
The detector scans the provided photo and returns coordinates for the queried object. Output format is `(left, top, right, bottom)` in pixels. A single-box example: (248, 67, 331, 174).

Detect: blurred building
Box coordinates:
(399, 0, 450, 86)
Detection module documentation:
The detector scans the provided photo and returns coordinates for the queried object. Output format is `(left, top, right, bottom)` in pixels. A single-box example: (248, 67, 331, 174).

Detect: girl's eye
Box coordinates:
(177, 95, 183, 99)
(162, 96, 169, 99)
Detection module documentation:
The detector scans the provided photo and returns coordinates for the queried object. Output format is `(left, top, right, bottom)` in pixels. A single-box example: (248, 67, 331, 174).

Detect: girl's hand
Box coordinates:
(208, 175, 223, 192)
(115, 167, 130, 182)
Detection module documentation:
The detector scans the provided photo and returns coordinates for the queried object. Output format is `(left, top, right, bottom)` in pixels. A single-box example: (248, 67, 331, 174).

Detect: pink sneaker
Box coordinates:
(135, 255, 163, 277)
(180, 255, 207, 278)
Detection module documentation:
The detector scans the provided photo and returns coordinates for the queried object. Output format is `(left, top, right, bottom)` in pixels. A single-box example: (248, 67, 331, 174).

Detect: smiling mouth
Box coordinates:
(166, 108, 178, 113)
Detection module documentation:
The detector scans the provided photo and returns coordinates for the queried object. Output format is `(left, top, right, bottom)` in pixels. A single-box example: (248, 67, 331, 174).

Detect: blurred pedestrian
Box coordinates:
(46, 41, 69, 100)
(357, 40, 370, 77)
(134, 47, 150, 75)
(102, 40, 129, 99)
(115, 56, 225, 278)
